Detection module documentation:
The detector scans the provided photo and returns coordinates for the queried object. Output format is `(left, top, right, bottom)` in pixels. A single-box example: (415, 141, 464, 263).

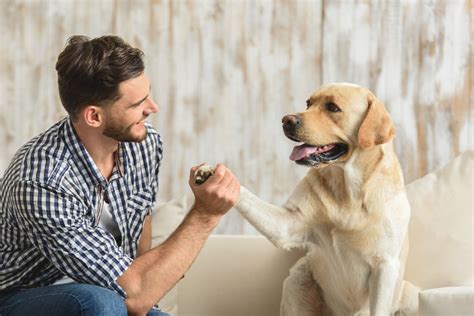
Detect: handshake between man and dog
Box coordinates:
(195, 83, 419, 316)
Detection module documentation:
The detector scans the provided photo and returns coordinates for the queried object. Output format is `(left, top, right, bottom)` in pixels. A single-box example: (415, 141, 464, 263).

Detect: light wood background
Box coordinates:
(0, 0, 472, 234)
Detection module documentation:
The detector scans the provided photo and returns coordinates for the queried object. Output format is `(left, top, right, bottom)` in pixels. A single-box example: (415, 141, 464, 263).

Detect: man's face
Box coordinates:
(102, 73, 158, 142)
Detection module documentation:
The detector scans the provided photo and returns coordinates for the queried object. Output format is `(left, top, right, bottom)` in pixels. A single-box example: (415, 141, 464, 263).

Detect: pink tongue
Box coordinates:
(289, 144, 337, 161)
(290, 145, 318, 161)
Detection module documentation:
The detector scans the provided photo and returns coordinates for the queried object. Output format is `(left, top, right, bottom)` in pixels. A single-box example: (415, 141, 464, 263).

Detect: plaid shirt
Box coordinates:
(0, 117, 162, 297)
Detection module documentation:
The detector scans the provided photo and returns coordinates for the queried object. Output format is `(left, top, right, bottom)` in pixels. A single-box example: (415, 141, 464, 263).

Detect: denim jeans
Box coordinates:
(0, 283, 169, 316)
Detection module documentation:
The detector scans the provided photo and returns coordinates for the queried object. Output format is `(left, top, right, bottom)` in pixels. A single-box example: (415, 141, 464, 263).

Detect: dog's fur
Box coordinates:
(234, 84, 419, 316)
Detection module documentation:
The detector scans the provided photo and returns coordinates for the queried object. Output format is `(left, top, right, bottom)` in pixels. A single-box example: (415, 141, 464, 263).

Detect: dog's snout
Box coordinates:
(282, 115, 300, 131)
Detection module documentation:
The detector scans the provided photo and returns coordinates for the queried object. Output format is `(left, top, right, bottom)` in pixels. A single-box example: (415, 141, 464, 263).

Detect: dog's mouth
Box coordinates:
(289, 142, 348, 166)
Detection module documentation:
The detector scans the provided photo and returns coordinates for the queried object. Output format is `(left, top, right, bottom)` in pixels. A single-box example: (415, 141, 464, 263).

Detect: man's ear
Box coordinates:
(357, 92, 395, 150)
(82, 106, 103, 128)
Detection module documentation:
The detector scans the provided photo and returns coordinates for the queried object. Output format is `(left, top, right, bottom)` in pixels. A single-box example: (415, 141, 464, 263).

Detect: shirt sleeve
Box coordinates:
(12, 179, 133, 298)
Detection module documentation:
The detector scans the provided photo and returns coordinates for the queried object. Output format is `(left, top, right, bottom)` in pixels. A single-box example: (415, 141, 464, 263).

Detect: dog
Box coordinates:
(196, 83, 419, 315)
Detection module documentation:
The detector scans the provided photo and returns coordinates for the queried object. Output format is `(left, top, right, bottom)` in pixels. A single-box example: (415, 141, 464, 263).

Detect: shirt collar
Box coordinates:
(114, 142, 126, 178)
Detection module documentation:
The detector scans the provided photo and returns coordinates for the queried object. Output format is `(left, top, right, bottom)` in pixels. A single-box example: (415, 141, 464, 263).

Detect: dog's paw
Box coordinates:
(194, 165, 215, 185)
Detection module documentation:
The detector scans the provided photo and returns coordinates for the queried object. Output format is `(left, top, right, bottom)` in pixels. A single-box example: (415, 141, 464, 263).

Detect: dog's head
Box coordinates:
(283, 83, 395, 167)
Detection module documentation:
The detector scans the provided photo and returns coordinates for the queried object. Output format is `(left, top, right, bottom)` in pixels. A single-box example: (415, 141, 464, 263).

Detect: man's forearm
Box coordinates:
(118, 208, 221, 315)
(137, 215, 151, 257)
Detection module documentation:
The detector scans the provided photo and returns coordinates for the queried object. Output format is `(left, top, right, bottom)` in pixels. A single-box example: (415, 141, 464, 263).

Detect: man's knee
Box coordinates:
(66, 284, 127, 316)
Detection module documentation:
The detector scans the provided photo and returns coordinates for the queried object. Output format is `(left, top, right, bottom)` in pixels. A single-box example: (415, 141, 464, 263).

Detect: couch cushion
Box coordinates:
(151, 196, 190, 246)
(419, 287, 474, 316)
(177, 235, 304, 316)
(405, 151, 474, 289)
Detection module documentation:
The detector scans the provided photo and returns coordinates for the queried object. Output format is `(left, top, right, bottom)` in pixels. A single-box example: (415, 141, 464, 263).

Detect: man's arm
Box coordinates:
(117, 164, 240, 315)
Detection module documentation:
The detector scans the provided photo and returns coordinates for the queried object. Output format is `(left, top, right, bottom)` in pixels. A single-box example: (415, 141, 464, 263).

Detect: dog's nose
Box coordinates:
(282, 115, 300, 131)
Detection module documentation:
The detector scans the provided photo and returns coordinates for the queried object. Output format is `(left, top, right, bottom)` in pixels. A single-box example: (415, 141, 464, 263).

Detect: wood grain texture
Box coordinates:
(0, 0, 472, 235)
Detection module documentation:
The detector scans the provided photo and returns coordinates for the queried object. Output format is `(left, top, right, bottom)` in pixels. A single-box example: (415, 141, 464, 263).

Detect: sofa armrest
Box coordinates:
(177, 235, 304, 316)
(419, 287, 474, 316)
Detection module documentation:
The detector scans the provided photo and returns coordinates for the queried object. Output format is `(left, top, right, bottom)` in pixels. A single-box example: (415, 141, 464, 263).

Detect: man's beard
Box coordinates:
(103, 119, 147, 142)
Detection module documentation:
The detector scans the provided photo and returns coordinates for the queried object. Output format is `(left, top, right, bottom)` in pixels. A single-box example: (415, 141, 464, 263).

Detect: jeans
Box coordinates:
(0, 283, 169, 316)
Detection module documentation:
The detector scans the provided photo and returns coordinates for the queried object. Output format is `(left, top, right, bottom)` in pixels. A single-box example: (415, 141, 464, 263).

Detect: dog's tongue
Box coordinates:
(290, 144, 337, 161)
(290, 144, 318, 161)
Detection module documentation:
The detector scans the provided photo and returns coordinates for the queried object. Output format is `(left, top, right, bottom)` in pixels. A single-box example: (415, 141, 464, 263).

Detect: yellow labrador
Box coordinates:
(233, 83, 419, 315)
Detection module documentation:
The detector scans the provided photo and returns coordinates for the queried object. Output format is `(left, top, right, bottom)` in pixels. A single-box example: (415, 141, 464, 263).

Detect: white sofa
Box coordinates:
(152, 152, 474, 316)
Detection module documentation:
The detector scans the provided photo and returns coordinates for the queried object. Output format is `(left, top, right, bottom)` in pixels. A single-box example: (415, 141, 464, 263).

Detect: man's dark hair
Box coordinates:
(55, 35, 145, 121)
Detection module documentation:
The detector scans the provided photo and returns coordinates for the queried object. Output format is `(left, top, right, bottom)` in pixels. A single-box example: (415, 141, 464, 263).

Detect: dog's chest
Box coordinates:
(307, 226, 372, 309)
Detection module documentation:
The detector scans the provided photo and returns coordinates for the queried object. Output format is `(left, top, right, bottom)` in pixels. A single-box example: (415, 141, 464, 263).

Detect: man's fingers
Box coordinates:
(211, 164, 238, 189)
(189, 164, 238, 202)
(202, 164, 225, 186)
(218, 167, 236, 189)
(229, 179, 240, 203)
(230, 180, 240, 195)
(217, 169, 239, 204)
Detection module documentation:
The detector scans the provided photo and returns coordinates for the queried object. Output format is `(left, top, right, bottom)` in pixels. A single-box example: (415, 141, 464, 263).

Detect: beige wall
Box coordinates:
(0, 0, 472, 234)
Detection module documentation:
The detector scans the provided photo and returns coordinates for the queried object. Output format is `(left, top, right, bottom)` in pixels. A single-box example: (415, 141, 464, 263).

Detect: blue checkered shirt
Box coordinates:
(0, 117, 162, 297)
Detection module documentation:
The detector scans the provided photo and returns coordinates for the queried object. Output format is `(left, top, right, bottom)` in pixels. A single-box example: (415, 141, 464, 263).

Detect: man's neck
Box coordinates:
(72, 120, 118, 180)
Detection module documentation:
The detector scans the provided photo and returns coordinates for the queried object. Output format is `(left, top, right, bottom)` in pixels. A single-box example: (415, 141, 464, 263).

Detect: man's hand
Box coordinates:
(189, 163, 240, 219)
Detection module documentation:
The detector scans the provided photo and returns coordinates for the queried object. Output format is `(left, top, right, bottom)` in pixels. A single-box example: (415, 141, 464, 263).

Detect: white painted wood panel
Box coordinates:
(0, 0, 472, 234)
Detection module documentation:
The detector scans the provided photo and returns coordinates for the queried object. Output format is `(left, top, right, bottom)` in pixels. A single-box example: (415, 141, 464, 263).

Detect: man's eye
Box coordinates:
(325, 102, 341, 113)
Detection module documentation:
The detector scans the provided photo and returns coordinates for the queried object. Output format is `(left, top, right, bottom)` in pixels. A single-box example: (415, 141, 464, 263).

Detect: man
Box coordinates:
(0, 35, 240, 316)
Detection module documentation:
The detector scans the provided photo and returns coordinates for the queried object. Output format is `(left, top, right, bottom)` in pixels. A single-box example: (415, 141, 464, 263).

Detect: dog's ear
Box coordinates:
(357, 92, 395, 150)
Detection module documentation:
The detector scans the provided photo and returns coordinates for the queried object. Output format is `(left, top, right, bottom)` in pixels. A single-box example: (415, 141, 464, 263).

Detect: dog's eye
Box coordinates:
(306, 100, 311, 109)
(325, 102, 341, 113)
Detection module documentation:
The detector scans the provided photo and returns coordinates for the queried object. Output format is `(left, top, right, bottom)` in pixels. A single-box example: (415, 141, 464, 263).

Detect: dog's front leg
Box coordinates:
(369, 259, 400, 316)
(236, 186, 306, 249)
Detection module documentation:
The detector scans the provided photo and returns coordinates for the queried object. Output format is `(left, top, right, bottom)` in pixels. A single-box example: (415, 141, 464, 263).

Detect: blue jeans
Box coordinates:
(0, 283, 169, 316)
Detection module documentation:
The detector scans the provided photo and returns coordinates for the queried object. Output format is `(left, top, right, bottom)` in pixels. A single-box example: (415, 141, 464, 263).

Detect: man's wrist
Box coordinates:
(187, 206, 222, 230)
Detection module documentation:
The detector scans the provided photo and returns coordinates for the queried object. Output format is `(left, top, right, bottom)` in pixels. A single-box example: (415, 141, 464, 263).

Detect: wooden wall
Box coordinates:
(0, 0, 472, 234)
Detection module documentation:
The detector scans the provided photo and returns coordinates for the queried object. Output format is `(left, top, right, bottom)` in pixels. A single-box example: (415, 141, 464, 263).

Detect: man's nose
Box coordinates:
(282, 114, 301, 132)
(145, 97, 159, 114)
